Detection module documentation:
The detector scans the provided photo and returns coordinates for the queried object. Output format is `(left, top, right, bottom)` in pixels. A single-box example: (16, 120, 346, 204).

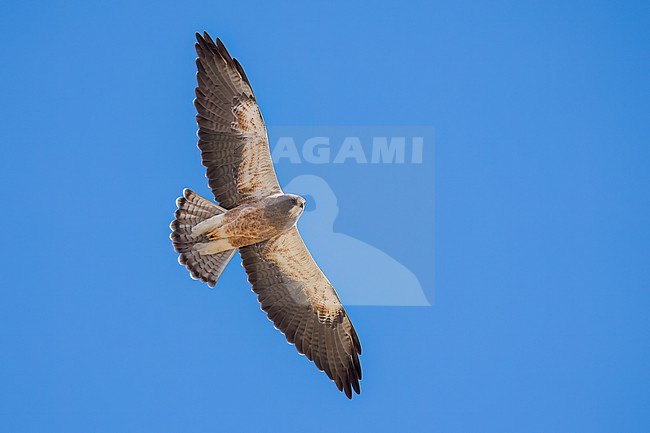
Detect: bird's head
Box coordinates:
(264, 194, 306, 232)
(287, 194, 306, 218)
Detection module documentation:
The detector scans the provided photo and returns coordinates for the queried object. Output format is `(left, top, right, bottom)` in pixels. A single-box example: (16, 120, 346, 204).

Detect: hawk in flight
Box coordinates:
(170, 33, 362, 398)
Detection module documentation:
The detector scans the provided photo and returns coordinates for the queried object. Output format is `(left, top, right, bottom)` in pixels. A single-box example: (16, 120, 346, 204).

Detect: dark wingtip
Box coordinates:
(195, 32, 216, 56)
(232, 58, 252, 87)
(201, 31, 214, 44)
(352, 377, 360, 395)
(193, 31, 253, 91)
(351, 326, 362, 355)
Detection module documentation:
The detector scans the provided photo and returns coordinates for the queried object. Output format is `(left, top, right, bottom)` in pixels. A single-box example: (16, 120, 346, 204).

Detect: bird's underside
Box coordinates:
(189, 192, 304, 255)
(170, 32, 362, 398)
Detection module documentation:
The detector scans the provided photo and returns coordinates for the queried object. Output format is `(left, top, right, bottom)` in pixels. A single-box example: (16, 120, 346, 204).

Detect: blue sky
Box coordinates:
(1, 1, 649, 432)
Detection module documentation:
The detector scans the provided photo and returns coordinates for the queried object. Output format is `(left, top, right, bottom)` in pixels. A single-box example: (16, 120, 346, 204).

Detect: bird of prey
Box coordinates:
(170, 33, 362, 398)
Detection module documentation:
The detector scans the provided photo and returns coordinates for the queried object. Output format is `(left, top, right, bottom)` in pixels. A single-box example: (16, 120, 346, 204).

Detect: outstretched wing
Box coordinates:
(194, 32, 281, 209)
(240, 227, 362, 398)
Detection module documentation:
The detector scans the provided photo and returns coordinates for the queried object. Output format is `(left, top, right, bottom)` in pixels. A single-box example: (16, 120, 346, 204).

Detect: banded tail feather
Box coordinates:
(170, 189, 235, 287)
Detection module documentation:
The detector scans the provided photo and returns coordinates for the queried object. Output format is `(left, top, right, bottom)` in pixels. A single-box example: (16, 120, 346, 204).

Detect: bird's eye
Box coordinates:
(299, 201, 305, 208)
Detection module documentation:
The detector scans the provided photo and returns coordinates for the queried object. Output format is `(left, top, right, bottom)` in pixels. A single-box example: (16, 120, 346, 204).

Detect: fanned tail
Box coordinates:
(170, 189, 235, 287)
